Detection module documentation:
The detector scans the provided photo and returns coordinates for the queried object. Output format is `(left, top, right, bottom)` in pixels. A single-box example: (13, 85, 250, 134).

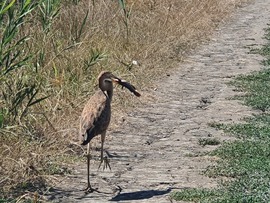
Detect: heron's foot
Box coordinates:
(98, 156, 111, 171)
(84, 185, 98, 194)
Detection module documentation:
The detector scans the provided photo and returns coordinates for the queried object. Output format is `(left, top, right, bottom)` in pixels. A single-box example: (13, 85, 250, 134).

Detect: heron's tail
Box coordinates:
(81, 128, 96, 145)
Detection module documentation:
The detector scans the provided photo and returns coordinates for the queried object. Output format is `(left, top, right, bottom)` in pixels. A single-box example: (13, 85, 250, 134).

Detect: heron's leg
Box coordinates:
(85, 143, 94, 193)
(98, 132, 111, 170)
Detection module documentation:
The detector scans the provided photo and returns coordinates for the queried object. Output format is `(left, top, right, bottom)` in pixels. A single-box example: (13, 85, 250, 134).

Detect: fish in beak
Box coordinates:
(111, 76, 141, 97)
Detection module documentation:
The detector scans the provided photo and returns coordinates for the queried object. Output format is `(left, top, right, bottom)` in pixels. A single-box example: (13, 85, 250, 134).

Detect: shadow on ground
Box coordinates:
(46, 186, 176, 202)
(109, 188, 172, 201)
(47, 186, 114, 201)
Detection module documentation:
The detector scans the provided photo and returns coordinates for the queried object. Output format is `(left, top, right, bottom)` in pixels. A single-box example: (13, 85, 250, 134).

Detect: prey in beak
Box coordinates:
(112, 76, 141, 97)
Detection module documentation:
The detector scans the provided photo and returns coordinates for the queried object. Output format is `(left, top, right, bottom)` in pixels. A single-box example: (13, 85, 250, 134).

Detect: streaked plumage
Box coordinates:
(80, 90, 111, 145)
(79, 71, 140, 193)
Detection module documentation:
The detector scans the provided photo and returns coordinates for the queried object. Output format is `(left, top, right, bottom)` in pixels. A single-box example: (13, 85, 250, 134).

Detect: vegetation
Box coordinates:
(0, 0, 248, 201)
(171, 18, 270, 203)
(198, 137, 220, 146)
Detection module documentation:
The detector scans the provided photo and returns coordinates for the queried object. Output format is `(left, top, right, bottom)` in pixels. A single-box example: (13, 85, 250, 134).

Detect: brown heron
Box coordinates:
(79, 71, 140, 192)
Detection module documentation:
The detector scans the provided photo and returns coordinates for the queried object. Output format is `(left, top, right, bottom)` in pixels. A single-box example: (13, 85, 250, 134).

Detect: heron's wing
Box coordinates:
(79, 91, 107, 145)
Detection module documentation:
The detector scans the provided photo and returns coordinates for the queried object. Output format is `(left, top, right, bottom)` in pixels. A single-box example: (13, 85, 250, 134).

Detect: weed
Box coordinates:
(38, 0, 61, 33)
(198, 138, 220, 146)
(72, 9, 89, 43)
(210, 116, 270, 139)
(230, 69, 270, 111)
(171, 188, 222, 202)
(0, 199, 14, 203)
(118, 0, 132, 43)
(0, 0, 46, 125)
(207, 140, 270, 177)
(0, 0, 35, 76)
(83, 49, 107, 70)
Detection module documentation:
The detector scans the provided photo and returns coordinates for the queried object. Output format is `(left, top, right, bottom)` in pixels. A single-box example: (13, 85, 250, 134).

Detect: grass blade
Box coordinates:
(0, 0, 15, 15)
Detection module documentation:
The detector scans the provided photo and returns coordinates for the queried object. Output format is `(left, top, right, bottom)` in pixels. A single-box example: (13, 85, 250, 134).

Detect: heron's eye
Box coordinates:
(104, 79, 112, 83)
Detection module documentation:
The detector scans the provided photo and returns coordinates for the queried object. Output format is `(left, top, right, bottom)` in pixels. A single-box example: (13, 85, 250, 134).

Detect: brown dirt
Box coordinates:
(45, 0, 270, 202)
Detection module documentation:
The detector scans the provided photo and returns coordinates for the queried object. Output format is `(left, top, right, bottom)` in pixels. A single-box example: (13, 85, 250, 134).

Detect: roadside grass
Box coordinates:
(0, 0, 249, 201)
(198, 137, 220, 147)
(173, 140, 270, 202)
(230, 69, 270, 112)
(171, 22, 270, 203)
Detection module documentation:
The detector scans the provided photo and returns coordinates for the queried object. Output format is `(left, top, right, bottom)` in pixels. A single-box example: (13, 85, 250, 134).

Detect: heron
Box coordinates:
(79, 71, 140, 193)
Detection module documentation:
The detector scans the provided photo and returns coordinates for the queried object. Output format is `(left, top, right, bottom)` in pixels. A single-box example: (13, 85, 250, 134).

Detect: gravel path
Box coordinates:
(48, 0, 270, 202)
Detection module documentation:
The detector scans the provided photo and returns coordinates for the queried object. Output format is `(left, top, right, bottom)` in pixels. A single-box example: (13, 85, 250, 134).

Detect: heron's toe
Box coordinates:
(98, 156, 111, 171)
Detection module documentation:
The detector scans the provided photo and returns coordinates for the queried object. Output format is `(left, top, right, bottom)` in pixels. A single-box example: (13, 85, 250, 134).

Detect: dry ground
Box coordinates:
(43, 0, 270, 202)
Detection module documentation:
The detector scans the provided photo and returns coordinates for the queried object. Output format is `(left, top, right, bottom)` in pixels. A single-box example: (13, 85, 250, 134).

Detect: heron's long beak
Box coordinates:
(111, 76, 121, 84)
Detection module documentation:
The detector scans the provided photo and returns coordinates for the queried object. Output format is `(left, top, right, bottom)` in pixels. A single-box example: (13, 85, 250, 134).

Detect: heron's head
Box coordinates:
(98, 71, 141, 97)
(98, 71, 120, 92)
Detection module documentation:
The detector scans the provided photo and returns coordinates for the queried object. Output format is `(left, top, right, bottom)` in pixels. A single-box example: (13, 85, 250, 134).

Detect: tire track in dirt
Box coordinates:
(48, 0, 270, 202)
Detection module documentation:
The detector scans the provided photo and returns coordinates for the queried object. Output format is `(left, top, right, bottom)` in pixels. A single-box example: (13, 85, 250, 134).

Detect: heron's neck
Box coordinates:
(105, 89, 113, 100)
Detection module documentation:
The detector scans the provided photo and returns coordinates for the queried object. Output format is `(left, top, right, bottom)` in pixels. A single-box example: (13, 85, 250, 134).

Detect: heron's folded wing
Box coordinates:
(79, 92, 107, 145)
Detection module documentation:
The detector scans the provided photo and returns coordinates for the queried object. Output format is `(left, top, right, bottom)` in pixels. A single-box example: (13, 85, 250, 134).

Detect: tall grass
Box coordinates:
(118, 0, 131, 43)
(0, 0, 44, 126)
(38, 0, 61, 33)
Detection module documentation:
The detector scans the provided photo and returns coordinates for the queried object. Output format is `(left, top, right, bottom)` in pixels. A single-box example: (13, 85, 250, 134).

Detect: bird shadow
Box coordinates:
(45, 185, 184, 202)
(109, 187, 172, 201)
(45, 186, 114, 201)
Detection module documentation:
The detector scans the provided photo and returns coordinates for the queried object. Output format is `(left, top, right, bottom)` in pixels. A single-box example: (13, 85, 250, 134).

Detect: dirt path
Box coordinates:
(48, 0, 270, 202)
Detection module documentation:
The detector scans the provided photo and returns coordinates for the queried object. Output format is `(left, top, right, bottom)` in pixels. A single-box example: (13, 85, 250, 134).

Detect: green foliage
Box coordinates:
(43, 162, 71, 175)
(260, 27, 270, 65)
(0, 0, 36, 76)
(71, 0, 81, 5)
(83, 49, 107, 70)
(71, 9, 89, 43)
(38, 0, 61, 33)
(171, 188, 221, 202)
(211, 115, 270, 139)
(249, 27, 270, 65)
(207, 140, 270, 177)
(2, 80, 49, 123)
(0, 108, 5, 128)
(0, 0, 16, 15)
(0, 1, 48, 126)
(230, 69, 270, 111)
(198, 138, 220, 146)
(118, 0, 132, 43)
(0, 198, 15, 203)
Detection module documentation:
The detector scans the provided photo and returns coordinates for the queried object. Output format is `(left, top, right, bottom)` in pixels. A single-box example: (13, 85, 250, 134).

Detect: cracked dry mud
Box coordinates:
(48, 0, 270, 202)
